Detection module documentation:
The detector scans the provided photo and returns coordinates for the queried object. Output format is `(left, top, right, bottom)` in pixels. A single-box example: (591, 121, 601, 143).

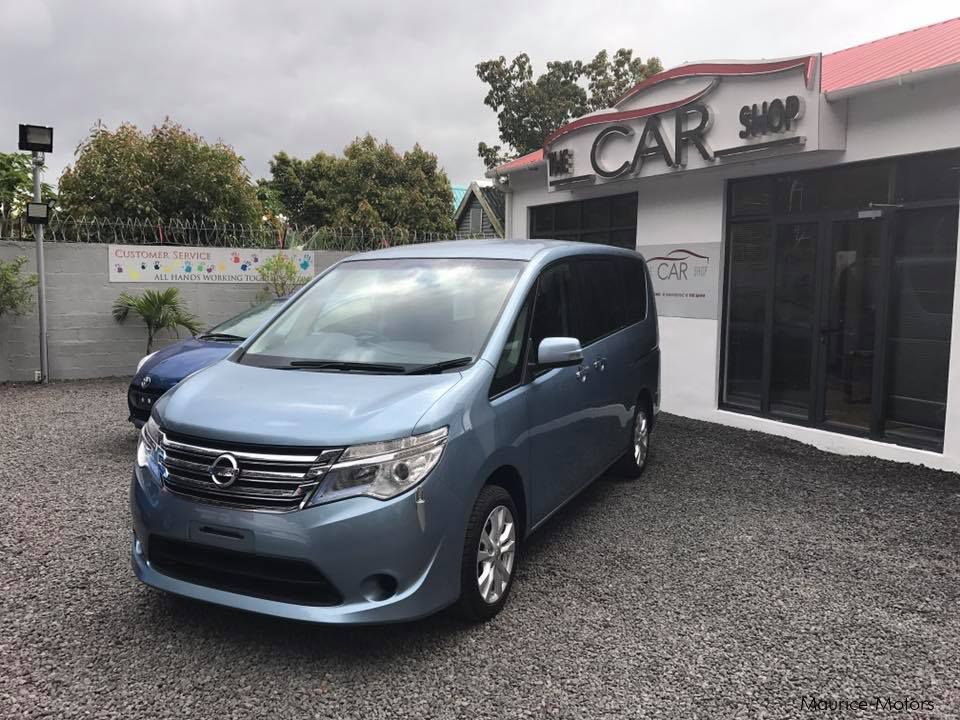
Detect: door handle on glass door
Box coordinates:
(576, 365, 589, 383)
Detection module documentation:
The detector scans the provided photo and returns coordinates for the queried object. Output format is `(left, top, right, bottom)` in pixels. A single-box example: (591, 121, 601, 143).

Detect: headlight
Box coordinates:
(309, 427, 448, 505)
(136, 351, 157, 373)
(136, 417, 161, 468)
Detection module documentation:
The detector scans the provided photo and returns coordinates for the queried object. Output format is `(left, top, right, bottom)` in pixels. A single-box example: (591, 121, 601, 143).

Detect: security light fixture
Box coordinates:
(18, 124, 54, 153)
(26, 202, 50, 225)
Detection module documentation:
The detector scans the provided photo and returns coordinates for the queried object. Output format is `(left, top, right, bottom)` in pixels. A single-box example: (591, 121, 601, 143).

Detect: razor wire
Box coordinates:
(0, 213, 498, 251)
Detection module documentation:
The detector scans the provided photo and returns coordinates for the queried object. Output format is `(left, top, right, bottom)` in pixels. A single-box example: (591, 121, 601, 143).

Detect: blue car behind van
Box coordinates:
(128, 298, 286, 426)
(131, 240, 659, 624)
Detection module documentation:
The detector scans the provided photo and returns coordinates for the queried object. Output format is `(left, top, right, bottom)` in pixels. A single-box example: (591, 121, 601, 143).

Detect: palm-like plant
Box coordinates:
(112, 288, 202, 353)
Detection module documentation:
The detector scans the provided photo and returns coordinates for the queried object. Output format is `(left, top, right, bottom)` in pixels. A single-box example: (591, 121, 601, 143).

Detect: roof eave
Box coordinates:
(486, 159, 546, 179)
(825, 60, 960, 100)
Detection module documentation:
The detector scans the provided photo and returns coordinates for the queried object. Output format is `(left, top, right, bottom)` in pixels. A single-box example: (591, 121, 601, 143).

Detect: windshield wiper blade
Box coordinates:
(287, 360, 407, 373)
(199, 332, 246, 341)
(406, 356, 473, 375)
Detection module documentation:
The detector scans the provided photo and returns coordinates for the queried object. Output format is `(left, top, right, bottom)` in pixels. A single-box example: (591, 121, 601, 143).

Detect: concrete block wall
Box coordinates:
(0, 242, 349, 382)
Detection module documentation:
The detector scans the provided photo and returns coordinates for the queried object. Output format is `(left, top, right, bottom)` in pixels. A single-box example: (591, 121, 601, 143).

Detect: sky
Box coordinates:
(2, 1, 957, 189)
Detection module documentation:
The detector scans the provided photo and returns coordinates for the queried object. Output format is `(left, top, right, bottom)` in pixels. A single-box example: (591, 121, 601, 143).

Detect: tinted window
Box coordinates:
(723, 222, 770, 409)
(885, 207, 958, 437)
(575, 259, 621, 344)
(490, 295, 532, 398)
(619, 258, 647, 324)
(530, 193, 637, 249)
(530, 263, 577, 355)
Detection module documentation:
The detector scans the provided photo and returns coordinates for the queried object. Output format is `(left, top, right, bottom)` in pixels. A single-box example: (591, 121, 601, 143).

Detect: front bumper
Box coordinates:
(130, 464, 463, 624)
(127, 384, 168, 427)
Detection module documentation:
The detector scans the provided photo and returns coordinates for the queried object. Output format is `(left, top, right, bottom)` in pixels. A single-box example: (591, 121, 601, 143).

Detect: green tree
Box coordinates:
(262, 135, 455, 232)
(0, 152, 55, 237)
(476, 50, 662, 169)
(0, 256, 38, 319)
(112, 287, 203, 353)
(59, 120, 263, 224)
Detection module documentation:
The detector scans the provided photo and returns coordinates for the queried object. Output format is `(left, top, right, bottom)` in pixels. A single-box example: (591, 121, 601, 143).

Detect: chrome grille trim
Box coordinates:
(158, 431, 343, 512)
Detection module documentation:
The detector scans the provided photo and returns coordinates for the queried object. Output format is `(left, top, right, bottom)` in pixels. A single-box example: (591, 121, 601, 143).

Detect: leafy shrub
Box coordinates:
(0, 256, 38, 319)
(257, 253, 306, 299)
(112, 287, 202, 353)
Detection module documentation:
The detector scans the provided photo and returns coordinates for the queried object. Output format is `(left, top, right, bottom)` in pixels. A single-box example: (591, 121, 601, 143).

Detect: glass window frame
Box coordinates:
(529, 193, 638, 249)
(719, 150, 960, 452)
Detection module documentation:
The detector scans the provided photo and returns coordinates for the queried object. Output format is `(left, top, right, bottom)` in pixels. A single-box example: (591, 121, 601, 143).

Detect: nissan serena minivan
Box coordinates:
(131, 240, 660, 624)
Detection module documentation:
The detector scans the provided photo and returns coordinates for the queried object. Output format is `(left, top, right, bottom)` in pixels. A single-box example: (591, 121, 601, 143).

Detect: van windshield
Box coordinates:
(241, 258, 525, 372)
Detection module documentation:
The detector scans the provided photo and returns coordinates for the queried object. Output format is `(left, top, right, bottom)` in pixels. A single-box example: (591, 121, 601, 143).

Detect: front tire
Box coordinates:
(457, 485, 519, 622)
(613, 403, 651, 478)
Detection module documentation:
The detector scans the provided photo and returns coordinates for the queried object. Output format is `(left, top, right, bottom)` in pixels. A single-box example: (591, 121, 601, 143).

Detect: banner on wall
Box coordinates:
(640, 241, 721, 320)
(108, 245, 315, 283)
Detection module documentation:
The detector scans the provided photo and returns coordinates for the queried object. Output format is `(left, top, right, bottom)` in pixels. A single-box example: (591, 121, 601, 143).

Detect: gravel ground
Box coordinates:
(2, 377, 959, 719)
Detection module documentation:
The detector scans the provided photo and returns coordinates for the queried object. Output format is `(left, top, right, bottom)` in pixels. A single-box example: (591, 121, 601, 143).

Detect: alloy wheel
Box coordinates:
(634, 410, 649, 467)
(477, 505, 516, 604)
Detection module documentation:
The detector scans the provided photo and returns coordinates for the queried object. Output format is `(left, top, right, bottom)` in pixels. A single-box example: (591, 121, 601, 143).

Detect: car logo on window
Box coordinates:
(209, 453, 240, 487)
(141, 376, 152, 388)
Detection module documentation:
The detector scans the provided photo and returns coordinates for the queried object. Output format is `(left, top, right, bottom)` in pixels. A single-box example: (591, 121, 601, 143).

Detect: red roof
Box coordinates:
(821, 16, 960, 93)
(493, 149, 544, 174)
(493, 16, 960, 174)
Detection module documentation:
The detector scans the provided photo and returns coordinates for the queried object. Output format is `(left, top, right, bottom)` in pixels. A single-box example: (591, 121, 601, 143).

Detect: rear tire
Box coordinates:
(456, 485, 519, 622)
(613, 402, 651, 479)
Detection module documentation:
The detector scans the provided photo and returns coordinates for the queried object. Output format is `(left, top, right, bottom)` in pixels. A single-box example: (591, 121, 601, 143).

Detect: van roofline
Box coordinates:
(346, 239, 643, 263)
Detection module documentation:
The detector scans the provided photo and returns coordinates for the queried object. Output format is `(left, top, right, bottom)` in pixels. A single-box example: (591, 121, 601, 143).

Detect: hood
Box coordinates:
(156, 359, 463, 447)
(134, 338, 238, 390)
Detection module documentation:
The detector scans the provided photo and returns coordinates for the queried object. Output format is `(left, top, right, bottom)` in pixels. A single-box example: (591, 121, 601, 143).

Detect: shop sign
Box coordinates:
(738, 96, 803, 138)
(108, 245, 315, 283)
(545, 58, 838, 191)
(642, 242, 721, 320)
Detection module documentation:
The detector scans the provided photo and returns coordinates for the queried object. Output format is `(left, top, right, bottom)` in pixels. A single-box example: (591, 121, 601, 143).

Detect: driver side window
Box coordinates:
(529, 262, 577, 357)
(489, 294, 533, 398)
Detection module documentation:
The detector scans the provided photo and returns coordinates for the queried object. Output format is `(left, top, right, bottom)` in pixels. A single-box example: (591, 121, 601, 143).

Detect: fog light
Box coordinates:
(360, 573, 398, 602)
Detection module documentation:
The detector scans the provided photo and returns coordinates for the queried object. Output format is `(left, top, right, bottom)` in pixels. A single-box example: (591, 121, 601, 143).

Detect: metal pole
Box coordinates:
(32, 151, 49, 383)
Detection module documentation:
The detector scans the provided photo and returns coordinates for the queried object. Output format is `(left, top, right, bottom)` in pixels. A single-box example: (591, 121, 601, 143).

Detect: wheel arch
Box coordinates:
(485, 465, 528, 538)
(637, 387, 656, 432)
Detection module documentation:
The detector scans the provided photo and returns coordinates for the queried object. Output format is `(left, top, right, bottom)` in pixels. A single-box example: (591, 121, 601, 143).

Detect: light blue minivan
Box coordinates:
(131, 240, 660, 624)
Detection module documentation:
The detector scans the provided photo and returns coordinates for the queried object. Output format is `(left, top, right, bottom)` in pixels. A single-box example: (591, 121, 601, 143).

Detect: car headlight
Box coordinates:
(309, 427, 448, 505)
(136, 417, 161, 468)
(136, 351, 157, 374)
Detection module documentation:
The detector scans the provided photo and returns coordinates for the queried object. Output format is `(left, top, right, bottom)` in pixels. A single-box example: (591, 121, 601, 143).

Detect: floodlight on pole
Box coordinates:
(26, 202, 50, 225)
(18, 124, 54, 153)
(19, 123, 53, 383)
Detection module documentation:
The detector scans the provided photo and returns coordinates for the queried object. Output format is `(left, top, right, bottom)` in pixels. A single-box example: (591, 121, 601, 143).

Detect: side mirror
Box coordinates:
(537, 337, 583, 368)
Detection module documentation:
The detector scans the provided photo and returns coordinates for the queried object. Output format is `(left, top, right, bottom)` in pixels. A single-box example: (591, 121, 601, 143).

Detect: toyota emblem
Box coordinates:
(209, 453, 240, 487)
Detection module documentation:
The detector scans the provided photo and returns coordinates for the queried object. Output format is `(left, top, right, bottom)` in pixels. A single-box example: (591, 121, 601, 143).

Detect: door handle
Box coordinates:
(576, 365, 589, 383)
(593, 358, 606, 372)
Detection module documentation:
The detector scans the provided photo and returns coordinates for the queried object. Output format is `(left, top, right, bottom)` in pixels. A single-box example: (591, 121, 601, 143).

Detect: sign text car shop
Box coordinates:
(489, 41, 960, 469)
(533, 57, 842, 320)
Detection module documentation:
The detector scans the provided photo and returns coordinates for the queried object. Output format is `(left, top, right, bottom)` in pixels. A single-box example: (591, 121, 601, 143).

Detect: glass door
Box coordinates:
(817, 218, 886, 433)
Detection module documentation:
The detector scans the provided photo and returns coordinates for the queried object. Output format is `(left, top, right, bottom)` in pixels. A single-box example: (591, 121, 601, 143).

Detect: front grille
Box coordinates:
(148, 536, 342, 606)
(158, 430, 342, 511)
(128, 386, 165, 421)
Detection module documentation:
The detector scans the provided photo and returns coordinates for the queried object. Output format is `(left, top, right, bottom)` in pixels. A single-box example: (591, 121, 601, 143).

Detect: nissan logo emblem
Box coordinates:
(209, 453, 240, 487)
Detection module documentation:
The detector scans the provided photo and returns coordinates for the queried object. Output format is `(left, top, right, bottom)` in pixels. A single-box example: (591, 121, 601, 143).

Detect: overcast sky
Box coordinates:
(2, 1, 957, 189)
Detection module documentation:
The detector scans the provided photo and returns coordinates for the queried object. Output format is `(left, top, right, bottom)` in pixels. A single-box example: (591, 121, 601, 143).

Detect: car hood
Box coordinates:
(156, 359, 463, 447)
(134, 338, 238, 390)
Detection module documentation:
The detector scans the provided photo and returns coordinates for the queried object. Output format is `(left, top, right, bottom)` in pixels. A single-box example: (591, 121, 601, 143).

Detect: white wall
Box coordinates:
(506, 72, 960, 470)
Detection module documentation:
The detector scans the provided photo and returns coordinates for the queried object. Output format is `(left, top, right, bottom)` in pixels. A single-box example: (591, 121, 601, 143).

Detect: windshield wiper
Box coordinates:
(286, 360, 407, 373)
(406, 356, 473, 375)
(199, 332, 246, 342)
